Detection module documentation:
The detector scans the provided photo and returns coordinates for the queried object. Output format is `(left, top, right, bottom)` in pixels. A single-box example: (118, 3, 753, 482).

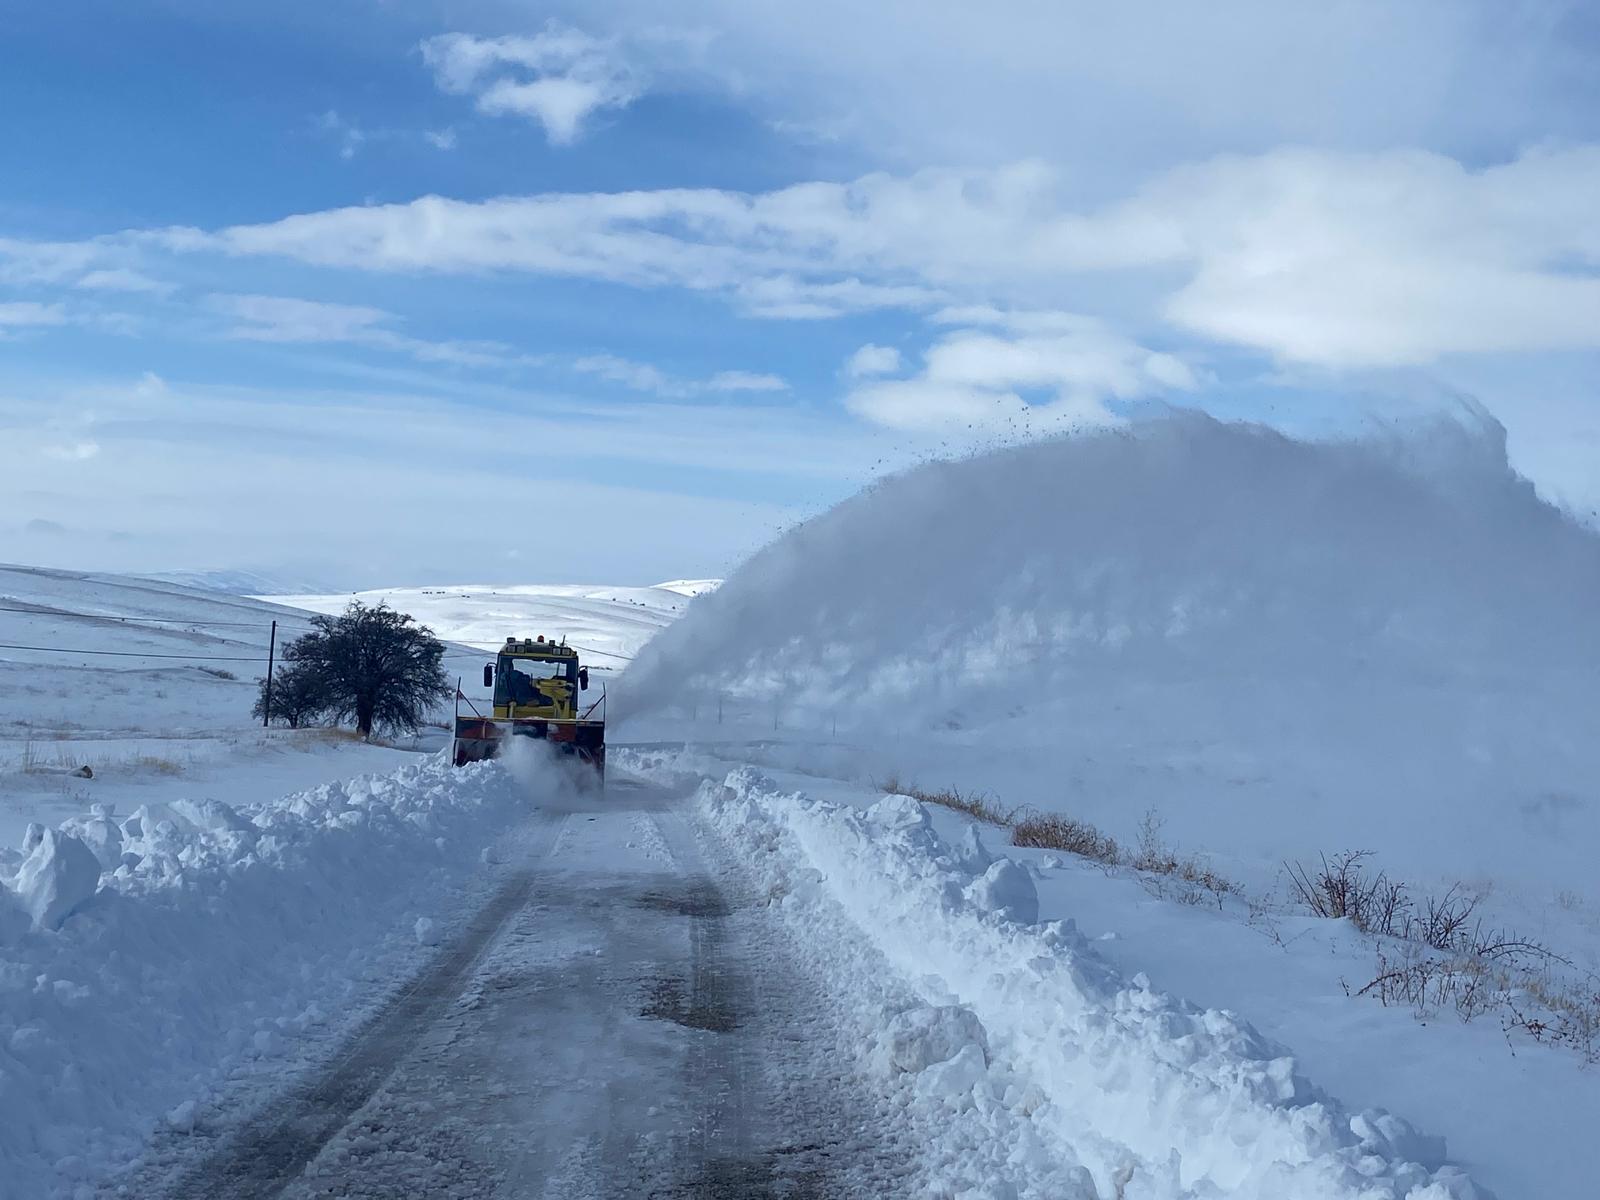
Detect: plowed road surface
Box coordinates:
(161, 781, 912, 1198)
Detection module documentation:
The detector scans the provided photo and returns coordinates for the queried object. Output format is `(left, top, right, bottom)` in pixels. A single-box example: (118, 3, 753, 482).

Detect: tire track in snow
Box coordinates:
(164, 811, 572, 1200)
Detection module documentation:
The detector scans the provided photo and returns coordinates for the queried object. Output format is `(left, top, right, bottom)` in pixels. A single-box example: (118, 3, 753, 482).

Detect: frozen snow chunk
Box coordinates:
(866, 792, 931, 834)
(0, 883, 30, 945)
(60, 810, 123, 871)
(964, 858, 1039, 925)
(880, 1004, 990, 1075)
(168, 797, 256, 838)
(1350, 1109, 1446, 1170)
(914, 1042, 989, 1104)
(414, 917, 439, 945)
(952, 825, 994, 876)
(22, 822, 45, 856)
(15, 829, 102, 931)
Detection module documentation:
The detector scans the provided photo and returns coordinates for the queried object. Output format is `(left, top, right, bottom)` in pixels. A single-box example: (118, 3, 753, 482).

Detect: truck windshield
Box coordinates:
(496, 656, 576, 707)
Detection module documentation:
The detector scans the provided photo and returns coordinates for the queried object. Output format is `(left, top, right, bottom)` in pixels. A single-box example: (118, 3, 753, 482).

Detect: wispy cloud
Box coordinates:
(314, 110, 461, 160)
(208, 292, 525, 368)
(421, 27, 640, 146)
(0, 301, 68, 329)
(75, 268, 173, 295)
(571, 353, 787, 398)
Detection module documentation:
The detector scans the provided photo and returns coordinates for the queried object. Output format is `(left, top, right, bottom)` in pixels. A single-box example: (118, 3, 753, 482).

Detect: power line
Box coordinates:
(0, 641, 266, 661)
(0, 602, 316, 628)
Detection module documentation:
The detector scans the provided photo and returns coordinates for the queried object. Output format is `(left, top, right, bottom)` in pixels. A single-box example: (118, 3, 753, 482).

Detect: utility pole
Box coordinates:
(262, 620, 277, 728)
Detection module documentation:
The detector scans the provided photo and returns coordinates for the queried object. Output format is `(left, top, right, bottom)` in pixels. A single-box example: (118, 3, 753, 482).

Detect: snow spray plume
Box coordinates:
(619, 411, 1600, 733)
(499, 735, 604, 812)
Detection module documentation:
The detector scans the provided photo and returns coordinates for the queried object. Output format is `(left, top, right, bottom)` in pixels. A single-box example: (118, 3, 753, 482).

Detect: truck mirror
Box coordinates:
(483, 664, 494, 688)
(578, 667, 589, 691)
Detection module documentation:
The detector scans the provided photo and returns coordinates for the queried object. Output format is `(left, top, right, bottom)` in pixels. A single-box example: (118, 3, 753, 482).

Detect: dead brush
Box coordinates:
(1131, 811, 1237, 906)
(133, 755, 184, 776)
(876, 775, 1015, 826)
(1011, 810, 1121, 865)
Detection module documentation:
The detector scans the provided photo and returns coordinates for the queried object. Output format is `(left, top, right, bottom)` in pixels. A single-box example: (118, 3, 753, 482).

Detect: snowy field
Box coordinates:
(266, 580, 720, 671)
(3, 415, 1596, 1197)
(0, 564, 432, 850)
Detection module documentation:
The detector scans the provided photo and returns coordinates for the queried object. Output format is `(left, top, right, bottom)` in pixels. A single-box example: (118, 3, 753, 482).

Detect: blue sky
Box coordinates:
(3, 1, 1599, 585)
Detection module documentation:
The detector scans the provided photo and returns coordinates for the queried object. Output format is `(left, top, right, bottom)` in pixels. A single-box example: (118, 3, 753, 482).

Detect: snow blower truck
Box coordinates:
(451, 636, 605, 781)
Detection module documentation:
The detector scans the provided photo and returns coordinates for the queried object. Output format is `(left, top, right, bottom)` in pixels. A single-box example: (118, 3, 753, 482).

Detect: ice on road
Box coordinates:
(164, 780, 909, 1199)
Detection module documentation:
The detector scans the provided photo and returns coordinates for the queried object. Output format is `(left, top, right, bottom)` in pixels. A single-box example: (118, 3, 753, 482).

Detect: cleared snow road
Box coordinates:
(163, 779, 910, 1199)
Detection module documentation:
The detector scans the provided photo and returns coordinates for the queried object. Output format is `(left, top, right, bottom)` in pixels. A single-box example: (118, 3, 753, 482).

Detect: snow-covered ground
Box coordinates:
(0, 564, 427, 849)
(622, 746, 1589, 1198)
(266, 580, 720, 670)
(4, 414, 1595, 1196)
(613, 413, 1600, 1195)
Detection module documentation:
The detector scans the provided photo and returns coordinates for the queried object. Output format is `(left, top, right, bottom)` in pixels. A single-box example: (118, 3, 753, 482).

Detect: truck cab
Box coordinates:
(452, 635, 604, 780)
(489, 638, 589, 720)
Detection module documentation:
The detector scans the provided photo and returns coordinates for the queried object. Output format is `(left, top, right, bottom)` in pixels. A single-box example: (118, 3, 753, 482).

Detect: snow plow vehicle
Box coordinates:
(451, 636, 605, 781)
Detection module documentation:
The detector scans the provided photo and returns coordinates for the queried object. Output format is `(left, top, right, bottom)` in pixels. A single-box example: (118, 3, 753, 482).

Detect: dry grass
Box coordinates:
(1011, 811, 1121, 864)
(132, 755, 184, 776)
(1131, 811, 1237, 905)
(877, 774, 1014, 826)
(879, 779, 1236, 899)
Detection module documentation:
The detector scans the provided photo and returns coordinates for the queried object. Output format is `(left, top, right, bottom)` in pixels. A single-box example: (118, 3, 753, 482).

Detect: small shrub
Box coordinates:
(1011, 812, 1121, 865)
(197, 666, 237, 681)
(1285, 850, 1408, 934)
(1131, 809, 1237, 902)
(877, 776, 1014, 826)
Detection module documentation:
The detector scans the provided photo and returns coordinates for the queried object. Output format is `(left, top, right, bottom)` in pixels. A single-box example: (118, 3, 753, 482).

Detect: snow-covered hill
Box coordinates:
(0, 564, 419, 849)
(266, 581, 719, 668)
(0, 567, 712, 850)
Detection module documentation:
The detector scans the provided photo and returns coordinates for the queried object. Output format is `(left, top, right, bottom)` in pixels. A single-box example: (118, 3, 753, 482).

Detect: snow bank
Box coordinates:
(0, 755, 529, 1199)
(675, 756, 1487, 1200)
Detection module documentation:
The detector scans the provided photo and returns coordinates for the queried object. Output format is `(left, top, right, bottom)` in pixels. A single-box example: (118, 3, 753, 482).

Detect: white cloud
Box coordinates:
(545, 0, 1592, 183)
(845, 344, 901, 377)
(0, 301, 67, 328)
(174, 144, 1600, 366)
(0, 239, 102, 285)
(207, 292, 522, 369)
(0, 374, 883, 583)
(572, 353, 786, 397)
(75, 268, 173, 294)
(572, 353, 674, 393)
(421, 27, 640, 145)
(706, 370, 787, 393)
(211, 293, 390, 342)
(846, 316, 1196, 434)
(424, 128, 458, 151)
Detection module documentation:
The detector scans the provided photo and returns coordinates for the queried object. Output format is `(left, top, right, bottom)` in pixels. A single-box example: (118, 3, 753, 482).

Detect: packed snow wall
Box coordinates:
(620, 412, 1600, 893)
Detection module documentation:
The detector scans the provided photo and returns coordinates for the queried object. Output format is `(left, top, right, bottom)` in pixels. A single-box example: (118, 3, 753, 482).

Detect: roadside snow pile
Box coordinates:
(0, 755, 528, 1199)
(666, 754, 1487, 1200)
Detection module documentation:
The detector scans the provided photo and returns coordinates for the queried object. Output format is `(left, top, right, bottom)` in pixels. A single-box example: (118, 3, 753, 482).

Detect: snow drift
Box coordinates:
(619, 413, 1600, 897)
(635, 754, 1487, 1199)
(0, 756, 530, 1199)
